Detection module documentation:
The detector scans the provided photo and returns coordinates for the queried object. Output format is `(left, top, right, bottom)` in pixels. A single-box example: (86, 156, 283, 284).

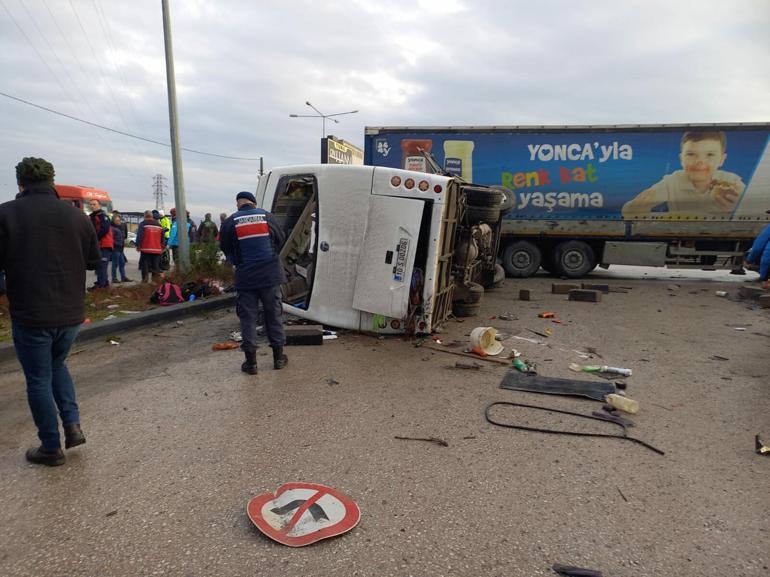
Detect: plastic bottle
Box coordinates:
(605, 393, 640, 414)
(512, 358, 528, 372)
(443, 140, 475, 181)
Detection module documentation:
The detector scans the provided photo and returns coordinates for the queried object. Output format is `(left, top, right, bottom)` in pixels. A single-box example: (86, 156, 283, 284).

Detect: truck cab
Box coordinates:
(257, 164, 507, 334)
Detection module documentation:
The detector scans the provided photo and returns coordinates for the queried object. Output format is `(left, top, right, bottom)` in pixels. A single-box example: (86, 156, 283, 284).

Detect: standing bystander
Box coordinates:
(0, 157, 100, 466)
(136, 210, 166, 283)
(220, 191, 288, 374)
(88, 199, 113, 289)
(110, 214, 131, 283)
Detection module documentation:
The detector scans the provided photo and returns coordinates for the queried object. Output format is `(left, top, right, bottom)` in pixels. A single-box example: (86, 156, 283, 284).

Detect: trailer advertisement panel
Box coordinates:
(365, 128, 770, 220)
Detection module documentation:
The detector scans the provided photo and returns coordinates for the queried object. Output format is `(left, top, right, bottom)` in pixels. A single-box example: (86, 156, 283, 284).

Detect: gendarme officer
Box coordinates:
(219, 191, 288, 374)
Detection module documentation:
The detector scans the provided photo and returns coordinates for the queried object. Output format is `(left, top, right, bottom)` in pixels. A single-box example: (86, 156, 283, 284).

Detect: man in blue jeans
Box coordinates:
(0, 158, 100, 466)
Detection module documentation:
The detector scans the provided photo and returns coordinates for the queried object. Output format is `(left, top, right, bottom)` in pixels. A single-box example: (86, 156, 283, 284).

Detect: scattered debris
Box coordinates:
(325, 378, 340, 386)
(519, 289, 531, 301)
(103, 314, 117, 320)
(470, 326, 504, 356)
(394, 435, 449, 447)
(552, 283, 580, 294)
(756, 435, 770, 455)
(247, 482, 360, 547)
(212, 341, 240, 351)
(569, 289, 601, 302)
(497, 313, 518, 321)
(605, 393, 640, 414)
(285, 324, 324, 345)
(106, 304, 119, 309)
(667, 284, 681, 291)
(734, 327, 747, 332)
(105, 336, 122, 344)
(108, 340, 120, 346)
(526, 328, 550, 339)
(229, 331, 243, 342)
(715, 291, 728, 297)
(455, 362, 481, 370)
(175, 320, 184, 326)
(615, 381, 627, 390)
(512, 358, 529, 373)
(616, 487, 629, 503)
(581, 283, 610, 294)
(709, 355, 729, 361)
(500, 370, 615, 401)
(485, 401, 664, 455)
(569, 363, 632, 377)
(592, 411, 635, 428)
(421, 344, 511, 366)
(514, 335, 542, 345)
(553, 563, 604, 577)
(105, 510, 118, 518)
(538, 312, 556, 319)
(584, 346, 603, 359)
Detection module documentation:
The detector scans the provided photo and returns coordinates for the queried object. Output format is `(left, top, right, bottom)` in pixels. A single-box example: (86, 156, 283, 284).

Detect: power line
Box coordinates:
(0, 91, 263, 161)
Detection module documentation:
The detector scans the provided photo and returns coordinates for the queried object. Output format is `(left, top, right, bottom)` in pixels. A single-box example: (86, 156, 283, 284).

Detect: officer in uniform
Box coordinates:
(219, 191, 288, 374)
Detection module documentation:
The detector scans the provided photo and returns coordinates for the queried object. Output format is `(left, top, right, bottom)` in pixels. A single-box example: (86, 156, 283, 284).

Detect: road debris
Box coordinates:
(212, 341, 240, 351)
(756, 435, 770, 455)
(394, 435, 449, 447)
(500, 370, 615, 401)
(605, 393, 640, 414)
(552, 563, 604, 577)
(454, 362, 481, 370)
(421, 344, 511, 366)
(470, 326, 504, 356)
(485, 401, 664, 455)
(538, 312, 555, 318)
(569, 363, 632, 377)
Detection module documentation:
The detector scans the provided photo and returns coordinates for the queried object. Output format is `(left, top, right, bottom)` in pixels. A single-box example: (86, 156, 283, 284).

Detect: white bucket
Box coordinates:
(470, 326, 503, 356)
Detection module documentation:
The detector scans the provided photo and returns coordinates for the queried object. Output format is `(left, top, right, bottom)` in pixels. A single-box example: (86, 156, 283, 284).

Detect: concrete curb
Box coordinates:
(0, 293, 237, 365)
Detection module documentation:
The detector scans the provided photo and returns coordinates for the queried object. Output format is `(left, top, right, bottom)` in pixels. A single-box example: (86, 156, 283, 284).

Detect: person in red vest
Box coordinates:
(88, 199, 113, 289)
(135, 210, 166, 283)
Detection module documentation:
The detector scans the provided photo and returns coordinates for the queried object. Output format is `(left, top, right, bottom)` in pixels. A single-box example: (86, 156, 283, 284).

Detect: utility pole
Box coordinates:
(161, 0, 189, 272)
(152, 174, 167, 211)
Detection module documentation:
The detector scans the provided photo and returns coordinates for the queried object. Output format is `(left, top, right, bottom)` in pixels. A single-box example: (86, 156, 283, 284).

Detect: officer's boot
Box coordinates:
(141, 272, 149, 283)
(272, 346, 288, 370)
(241, 351, 257, 375)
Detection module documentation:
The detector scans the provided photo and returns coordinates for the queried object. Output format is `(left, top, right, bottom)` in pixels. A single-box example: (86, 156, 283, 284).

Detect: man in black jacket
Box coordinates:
(0, 157, 100, 466)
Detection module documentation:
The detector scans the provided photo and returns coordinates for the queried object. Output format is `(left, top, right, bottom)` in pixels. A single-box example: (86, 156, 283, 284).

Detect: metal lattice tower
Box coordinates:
(152, 174, 167, 210)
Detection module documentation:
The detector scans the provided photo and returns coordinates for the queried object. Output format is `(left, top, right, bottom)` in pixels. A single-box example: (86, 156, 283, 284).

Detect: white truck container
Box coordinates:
(256, 164, 509, 333)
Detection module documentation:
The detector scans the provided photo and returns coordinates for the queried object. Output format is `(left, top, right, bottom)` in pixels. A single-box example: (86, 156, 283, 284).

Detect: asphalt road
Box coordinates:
(0, 269, 767, 577)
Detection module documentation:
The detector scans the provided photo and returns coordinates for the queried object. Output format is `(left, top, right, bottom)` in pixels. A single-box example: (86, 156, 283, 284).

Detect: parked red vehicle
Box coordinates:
(55, 185, 113, 214)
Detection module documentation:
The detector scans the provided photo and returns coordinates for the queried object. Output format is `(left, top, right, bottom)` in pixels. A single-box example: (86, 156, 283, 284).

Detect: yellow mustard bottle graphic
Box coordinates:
(443, 140, 475, 181)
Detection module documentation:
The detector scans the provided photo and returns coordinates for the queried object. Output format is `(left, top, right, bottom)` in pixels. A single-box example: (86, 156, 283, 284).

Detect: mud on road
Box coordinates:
(0, 271, 767, 577)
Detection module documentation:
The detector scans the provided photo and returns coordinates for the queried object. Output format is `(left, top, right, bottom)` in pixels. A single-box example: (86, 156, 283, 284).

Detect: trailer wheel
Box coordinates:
(452, 301, 481, 317)
(501, 241, 542, 277)
(466, 205, 501, 224)
(465, 186, 503, 207)
(553, 240, 595, 278)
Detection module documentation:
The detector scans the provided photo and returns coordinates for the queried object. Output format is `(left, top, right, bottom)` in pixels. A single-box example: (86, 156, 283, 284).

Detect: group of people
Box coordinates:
(88, 204, 227, 288)
(0, 157, 289, 467)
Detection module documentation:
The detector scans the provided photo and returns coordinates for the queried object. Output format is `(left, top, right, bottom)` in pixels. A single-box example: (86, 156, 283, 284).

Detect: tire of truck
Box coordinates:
(552, 240, 596, 278)
(490, 186, 516, 214)
(466, 205, 501, 224)
(465, 186, 504, 207)
(452, 301, 481, 317)
(501, 241, 542, 277)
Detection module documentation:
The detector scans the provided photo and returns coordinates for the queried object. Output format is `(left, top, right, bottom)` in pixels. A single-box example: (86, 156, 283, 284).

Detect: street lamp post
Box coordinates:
(289, 101, 358, 139)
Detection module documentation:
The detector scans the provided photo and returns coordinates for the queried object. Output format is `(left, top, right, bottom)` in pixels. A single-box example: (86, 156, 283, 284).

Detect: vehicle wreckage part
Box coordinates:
(500, 369, 615, 401)
(484, 401, 665, 455)
(464, 186, 504, 207)
(502, 240, 542, 277)
(452, 301, 481, 317)
(466, 205, 501, 224)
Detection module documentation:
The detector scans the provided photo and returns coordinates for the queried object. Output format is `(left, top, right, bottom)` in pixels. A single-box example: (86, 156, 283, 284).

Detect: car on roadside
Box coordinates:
(126, 231, 137, 247)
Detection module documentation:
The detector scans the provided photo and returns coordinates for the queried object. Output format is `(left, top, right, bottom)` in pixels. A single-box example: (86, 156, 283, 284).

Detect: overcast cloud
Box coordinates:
(1, 0, 768, 217)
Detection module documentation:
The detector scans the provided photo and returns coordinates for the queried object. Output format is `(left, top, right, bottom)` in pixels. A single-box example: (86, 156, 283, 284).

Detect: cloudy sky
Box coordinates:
(1, 0, 768, 217)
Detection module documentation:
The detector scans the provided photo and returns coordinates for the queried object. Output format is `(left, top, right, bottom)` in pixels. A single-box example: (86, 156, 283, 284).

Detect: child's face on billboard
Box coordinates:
(680, 139, 726, 185)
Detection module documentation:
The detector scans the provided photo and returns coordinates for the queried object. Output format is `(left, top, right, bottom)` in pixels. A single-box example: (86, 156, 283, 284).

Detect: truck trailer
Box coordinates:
(364, 123, 770, 278)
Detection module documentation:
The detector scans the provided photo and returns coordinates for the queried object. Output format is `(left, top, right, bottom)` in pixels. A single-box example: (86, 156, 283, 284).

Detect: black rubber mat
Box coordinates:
(499, 370, 615, 401)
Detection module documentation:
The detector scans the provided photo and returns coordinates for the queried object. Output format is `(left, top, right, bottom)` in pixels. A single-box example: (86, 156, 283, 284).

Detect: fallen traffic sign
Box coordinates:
(247, 482, 361, 547)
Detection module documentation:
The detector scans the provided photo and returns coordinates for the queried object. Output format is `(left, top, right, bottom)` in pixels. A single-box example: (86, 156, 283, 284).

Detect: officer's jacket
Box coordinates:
(219, 205, 287, 290)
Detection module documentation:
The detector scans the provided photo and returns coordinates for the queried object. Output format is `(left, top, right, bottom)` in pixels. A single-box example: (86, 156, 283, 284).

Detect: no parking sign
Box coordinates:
(247, 482, 361, 547)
